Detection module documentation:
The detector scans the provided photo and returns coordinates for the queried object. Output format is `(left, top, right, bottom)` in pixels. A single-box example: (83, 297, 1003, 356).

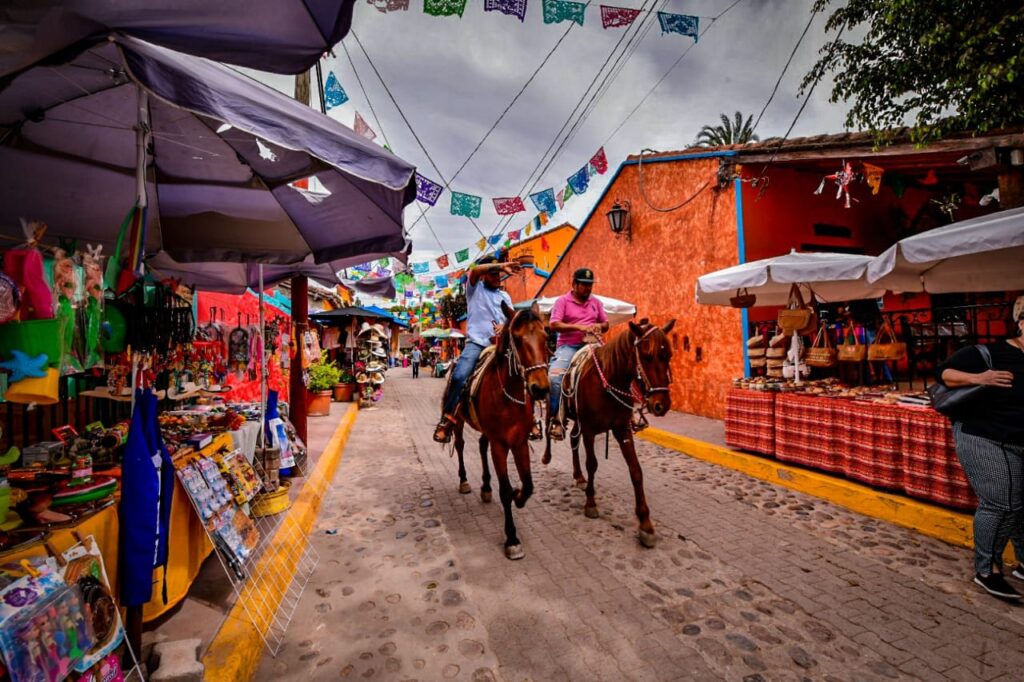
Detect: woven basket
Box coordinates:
(746, 333, 765, 349)
(837, 321, 866, 362)
(867, 319, 907, 361)
(748, 347, 766, 358)
(766, 347, 787, 359)
(766, 366, 783, 378)
(749, 356, 767, 368)
(766, 358, 785, 369)
(778, 284, 817, 336)
(806, 323, 837, 368)
(251, 482, 292, 518)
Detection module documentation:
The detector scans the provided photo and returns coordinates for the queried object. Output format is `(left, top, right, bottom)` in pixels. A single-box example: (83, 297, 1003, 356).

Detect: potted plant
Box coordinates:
(306, 359, 341, 416)
(334, 366, 356, 402)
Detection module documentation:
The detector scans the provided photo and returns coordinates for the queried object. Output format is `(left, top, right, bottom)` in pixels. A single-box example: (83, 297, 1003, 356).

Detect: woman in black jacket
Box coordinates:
(938, 296, 1024, 599)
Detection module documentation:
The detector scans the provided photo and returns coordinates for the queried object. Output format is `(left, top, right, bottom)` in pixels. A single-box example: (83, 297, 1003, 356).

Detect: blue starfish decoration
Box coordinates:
(0, 350, 48, 382)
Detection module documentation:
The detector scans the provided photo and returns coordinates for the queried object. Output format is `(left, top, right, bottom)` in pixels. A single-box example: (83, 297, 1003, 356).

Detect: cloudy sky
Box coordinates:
(253, 0, 853, 275)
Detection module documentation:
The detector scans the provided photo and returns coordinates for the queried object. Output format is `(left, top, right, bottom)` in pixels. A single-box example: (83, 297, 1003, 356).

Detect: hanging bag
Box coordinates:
(778, 284, 817, 336)
(867, 319, 907, 361)
(837, 321, 866, 362)
(927, 345, 992, 419)
(730, 288, 756, 308)
(806, 323, 838, 368)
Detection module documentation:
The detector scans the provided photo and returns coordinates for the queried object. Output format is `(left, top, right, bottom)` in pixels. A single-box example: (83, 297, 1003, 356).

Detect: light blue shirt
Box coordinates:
(465, 279, 511, 347)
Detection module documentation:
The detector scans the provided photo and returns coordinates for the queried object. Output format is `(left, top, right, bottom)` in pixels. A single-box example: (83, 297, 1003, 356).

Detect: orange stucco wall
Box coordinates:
(536, 158, 744, 419)
(504, 224, 576, 303)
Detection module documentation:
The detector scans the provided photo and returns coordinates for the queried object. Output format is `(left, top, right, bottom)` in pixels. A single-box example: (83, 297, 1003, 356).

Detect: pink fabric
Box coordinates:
(3, 249, 53, 319)
(550, 292, 607, 347)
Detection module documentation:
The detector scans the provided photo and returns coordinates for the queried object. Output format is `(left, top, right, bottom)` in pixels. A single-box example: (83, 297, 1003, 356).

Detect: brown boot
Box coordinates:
(529, 420, 543, 441)
(433, 415, 456, 443)
(548, 420, 566, 441)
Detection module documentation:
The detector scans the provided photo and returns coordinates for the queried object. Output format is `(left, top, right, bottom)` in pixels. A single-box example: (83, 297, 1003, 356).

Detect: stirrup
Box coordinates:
(433, 415, 456, 443)
(631, 413, 649, 433)
(548, 420, 566, 441)
(529, 420, 543, 441)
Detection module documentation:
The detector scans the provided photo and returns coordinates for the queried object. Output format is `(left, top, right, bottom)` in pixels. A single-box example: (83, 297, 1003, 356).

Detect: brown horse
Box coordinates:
(452, 302, 550, 560)
(542, 319, 675, 547)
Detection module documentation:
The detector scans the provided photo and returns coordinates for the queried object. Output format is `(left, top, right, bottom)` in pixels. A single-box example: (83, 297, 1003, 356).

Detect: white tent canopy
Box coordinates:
(529, 294, 637, 325)
(866, 206, 1024, 293)
(696, 250, 887, 307)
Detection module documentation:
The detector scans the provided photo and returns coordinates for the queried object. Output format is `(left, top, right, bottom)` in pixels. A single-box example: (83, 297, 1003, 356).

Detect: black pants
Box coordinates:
(412, 361, 419, 378)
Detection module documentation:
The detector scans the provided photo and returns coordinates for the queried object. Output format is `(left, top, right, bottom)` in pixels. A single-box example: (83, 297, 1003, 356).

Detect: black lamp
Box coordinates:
(606, 200, 631, 240)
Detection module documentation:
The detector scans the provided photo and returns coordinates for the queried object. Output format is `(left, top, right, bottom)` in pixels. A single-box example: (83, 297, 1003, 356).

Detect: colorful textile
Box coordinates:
(590, 147, 609, 174)
(600, 4, 640, 28)
(415, 173, 444, 205)
(451, 191, 482, 218)
(900, 409, 976, 510)
(543, 0, 586, 25)
(324, 71, 349, 110)
(411, 261, 429, 274)
(425, 0, 468, 16)
(378, 257, 390, 267)
(367, 0, 410, 12)
(493, 196, 526, 215)
(354, 111, 377, 141)
(658, 12, 699, 41)
(484, 0, 528, 20)
(530, 188, 558, 214)
(487, 234, 503, 245)
(539, 211, 549, 226)
(833, 400, 903, 490)
(455, 248, 470, 262)
(436, 254, 449, 269)
(774, 393, 843, 473)
(568, 165, 590, 195)
(724, 388, 775, 456)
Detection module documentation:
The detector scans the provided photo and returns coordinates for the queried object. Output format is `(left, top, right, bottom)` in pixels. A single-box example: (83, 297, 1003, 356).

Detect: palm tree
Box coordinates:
(694, 111, 759, 147)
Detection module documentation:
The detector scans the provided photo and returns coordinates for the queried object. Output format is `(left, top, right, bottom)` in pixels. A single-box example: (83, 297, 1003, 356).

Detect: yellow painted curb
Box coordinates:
(202, 403, 359, 682)
(638, 426, 976, 550)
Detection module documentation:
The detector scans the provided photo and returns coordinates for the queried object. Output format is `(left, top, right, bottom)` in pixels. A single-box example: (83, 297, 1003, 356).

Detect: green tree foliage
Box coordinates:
(694, 111, 759, 147)
(803, 0, 1024, 145)
(438, 290, 467, 324)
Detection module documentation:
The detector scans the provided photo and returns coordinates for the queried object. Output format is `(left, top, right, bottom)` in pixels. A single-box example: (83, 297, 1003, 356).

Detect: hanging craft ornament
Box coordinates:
(931, 192, 961, 222)
(0, 350, 49, 382)
(568, 165, 590, 195)
(455, 248, 470, 263)
(424, 0, 468, 17)
(485, 0, 528, 21)
(814, 160, 859, 209)
(323, 71, 349, 110)
(450, 191, 483, 218)
(487, 234, 503, 246)
(493, 196, 526, 215)
(436, 254, 450, 269)
(415, 173, 444, 205)
(862, 162, 884, 195)
(529, 188, 558, 214)
(353, 112, 378, 141)
(600, 5, 641, 28)
(543, 0, 586, 25)
(658, 12, 699, 41)
(590, 146, 609, 174)
(508, 229, 521, 241)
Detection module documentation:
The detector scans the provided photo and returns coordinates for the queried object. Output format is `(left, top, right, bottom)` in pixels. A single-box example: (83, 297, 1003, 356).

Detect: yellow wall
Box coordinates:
(504, 224, 577, 303)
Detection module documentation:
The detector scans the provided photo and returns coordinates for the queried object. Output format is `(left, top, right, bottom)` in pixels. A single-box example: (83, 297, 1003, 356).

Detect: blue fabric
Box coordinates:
(141, 390, 175, 574)
(119, 389, 161, 607)
(465, 279, 511, 347)
(444, 341, 486, 415)
(549, 343, 582, 415)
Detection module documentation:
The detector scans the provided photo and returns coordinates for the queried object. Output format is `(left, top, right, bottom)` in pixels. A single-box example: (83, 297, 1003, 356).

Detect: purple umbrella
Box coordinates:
(0, 0, 356, 78)
(0, 34, 416, 268)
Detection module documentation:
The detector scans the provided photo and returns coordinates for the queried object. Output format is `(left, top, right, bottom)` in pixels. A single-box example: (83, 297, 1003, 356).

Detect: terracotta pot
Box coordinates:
(307, 390, 332, 416)
(333, 382, 355, 402)
(515, 253, 535, 266)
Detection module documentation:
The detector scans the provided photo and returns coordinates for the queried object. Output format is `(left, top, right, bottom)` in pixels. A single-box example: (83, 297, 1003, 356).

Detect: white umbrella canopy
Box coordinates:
(866, 207, 1024, 294)
(530, 294, 637, 325)
(695, 250, 887, 306)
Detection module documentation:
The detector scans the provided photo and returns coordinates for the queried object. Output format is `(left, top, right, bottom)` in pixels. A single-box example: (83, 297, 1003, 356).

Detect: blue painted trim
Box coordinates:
(734, 176, 751, 378)
(537, 151, 739, 298)
(533, 267, 550, 278)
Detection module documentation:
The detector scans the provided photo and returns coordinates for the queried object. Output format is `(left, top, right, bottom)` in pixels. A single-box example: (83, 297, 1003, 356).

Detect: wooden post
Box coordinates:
(998, 169, 1023, 209)
(290, 275, 308, 444)
(294, 69, 310, 107)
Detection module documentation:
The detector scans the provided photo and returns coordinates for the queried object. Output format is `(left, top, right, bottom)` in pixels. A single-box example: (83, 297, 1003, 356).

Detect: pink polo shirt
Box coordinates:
(550, 292, 607, 348)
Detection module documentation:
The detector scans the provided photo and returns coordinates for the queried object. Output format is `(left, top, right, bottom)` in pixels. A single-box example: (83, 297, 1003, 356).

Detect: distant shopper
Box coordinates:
(938, 296, 1024, 599)
(411, 347, 422, 379)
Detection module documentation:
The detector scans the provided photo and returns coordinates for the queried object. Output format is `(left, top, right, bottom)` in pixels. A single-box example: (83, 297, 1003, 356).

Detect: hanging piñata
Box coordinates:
(814, 160, 859, 209)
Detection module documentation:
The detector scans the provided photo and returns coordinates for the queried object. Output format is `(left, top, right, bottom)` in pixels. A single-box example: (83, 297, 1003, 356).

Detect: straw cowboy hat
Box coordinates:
(371, 347, 387, 358)
(369, 371, 385, 385)
(356, 372, 369, 384)
(366, 361, 386, 373)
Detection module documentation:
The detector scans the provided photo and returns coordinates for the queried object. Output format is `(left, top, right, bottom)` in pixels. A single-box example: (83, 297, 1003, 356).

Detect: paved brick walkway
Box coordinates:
(260, 369, 1024, 681)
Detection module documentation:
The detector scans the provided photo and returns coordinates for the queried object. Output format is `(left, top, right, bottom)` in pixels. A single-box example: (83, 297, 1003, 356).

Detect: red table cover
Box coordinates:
(774, 393, 846, 473)
(831, 400, 904, 491)
(899, 408, 977, 510)
(724, 388, 775, 455)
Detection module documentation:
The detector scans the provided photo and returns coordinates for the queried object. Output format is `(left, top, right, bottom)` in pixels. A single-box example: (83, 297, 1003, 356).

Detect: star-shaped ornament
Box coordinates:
(0, 350, 48, 382)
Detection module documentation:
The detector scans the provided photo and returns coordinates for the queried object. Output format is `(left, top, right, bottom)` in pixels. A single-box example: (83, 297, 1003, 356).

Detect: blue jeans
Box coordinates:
(549, 344, 583, 418)
(443, 341, 486, 415)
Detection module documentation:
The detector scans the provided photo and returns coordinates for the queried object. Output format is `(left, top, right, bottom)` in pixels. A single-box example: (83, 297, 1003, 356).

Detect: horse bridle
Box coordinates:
(499, 313, 548, 406)
(591, 326, 671, 410)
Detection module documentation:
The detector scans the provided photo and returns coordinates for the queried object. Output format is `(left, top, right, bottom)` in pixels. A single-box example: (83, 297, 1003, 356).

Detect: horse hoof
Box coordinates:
(481, 491, 492, 504)
(638, 530, 657, 548)
(458, 481, 472, 494)
(584, 506, 600, 519)
(574, 478, 587, 489)
(505, 544, 525, 560)
(541, 453, 551, 465)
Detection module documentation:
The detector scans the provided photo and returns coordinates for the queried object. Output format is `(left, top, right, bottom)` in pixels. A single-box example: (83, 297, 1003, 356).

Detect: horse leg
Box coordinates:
(571, 431, 586, 489)
(581, 431, 600, 519)
(454, 422, 471, 494)
(541, 429, 553, 466)
(510, 440, 533, 509)
(491, 441, 523, 560)
(479, 436, 493, 503)
(613, 424, 656, 548)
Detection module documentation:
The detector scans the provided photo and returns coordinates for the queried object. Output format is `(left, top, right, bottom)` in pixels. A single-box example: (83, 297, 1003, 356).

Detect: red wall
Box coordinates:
(537, 158, 744, 419)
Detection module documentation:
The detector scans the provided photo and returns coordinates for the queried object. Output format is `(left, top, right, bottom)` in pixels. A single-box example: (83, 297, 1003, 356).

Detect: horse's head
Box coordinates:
(501, 300, 551, 400)
(628, 318, 676, 417)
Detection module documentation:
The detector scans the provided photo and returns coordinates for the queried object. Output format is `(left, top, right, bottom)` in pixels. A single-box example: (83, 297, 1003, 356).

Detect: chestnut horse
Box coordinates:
(451, 302, 550, 560)
(542, 319, 675, 547)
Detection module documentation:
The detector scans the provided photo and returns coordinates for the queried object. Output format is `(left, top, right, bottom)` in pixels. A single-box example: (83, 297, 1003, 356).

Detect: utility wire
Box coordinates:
(751, 6, 818, 135)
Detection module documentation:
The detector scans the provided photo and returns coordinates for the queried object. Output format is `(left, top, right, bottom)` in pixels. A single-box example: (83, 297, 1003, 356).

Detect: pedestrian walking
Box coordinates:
(938, 296, 1024, 599)
(411, 347, 422, 378)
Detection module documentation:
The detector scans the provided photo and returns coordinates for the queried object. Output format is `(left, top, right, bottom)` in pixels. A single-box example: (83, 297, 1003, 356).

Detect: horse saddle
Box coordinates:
(558, 344, 598, 423)
(440, 345, 497, 429)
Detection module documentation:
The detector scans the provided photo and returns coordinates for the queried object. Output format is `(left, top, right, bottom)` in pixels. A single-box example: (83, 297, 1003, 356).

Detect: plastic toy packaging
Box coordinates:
(0, 572, 94, 682)
(176, 463, 220, 521)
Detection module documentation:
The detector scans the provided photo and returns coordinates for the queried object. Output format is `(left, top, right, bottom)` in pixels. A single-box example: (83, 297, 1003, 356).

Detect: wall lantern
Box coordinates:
(606, 200, 631, 241)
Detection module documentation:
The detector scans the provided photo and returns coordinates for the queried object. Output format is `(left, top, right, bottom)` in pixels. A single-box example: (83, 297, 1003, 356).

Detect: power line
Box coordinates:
(751, 5, 818, 135)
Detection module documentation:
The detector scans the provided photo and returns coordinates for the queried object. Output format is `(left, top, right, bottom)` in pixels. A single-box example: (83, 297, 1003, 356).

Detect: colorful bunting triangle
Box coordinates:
(455, 248, 470, 263)
(529, 188, 558, 214)
(590, 147, 609, 174)
(568, 166, 590, 195)
(353, 111, 377, 141)
(436, 254, 450, 269)
(324, 72, 349, 110)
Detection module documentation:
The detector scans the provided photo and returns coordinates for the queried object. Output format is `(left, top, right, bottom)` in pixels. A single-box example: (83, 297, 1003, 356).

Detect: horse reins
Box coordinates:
(590, 326, 670, 409)
(498, 313, 547, 406)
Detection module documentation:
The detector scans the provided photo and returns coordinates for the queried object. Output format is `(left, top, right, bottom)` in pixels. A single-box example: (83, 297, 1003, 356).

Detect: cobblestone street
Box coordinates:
(259, 369, 1024, 681)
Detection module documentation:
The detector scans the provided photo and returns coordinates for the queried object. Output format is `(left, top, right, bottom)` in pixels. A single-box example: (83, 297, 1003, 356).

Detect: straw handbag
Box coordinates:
(778, 284, 817, 336)
(749, 347, 766, 358)
(806, 323, 837, 368)
(747, 332, 765, 349)
(749, 356, 767, 368)
(867, 319, 907, 361)
(837, 321, 866, 362)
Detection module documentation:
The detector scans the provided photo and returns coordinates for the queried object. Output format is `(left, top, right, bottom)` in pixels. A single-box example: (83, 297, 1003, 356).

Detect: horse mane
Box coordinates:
(593, 322, 642, 381)
(495, 307, 540, 357)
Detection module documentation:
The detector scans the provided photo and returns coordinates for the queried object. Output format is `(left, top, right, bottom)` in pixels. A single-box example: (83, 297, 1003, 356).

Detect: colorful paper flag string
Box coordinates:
(424, 0, 468, 16)
(493, 196, 527, 215)
(543, 0, 585, 25)
(455, 248, 470, 262)
(556, 188, 565, 209)
(411, 262, 429, 274)
(563, 182, 575, 202)
(436, 254, 450, 269)
(487, 234, 503, 245)
(415, 173, 444, 205)
(590, 147, 609, 174)
(568, 166, 589, 195)
(324, 72, 349, 110)
(368, 0, 410, 12)
(508, 229, 521, 241)
(451, 191, 482, 218)
(476, 238, 487, 251)
(484, 0, 528, 21)
(354, 112, 377, 141)
(658, 12, 699, 41)
(530, 188, 558, 214)
(600, 5, 640, 28)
